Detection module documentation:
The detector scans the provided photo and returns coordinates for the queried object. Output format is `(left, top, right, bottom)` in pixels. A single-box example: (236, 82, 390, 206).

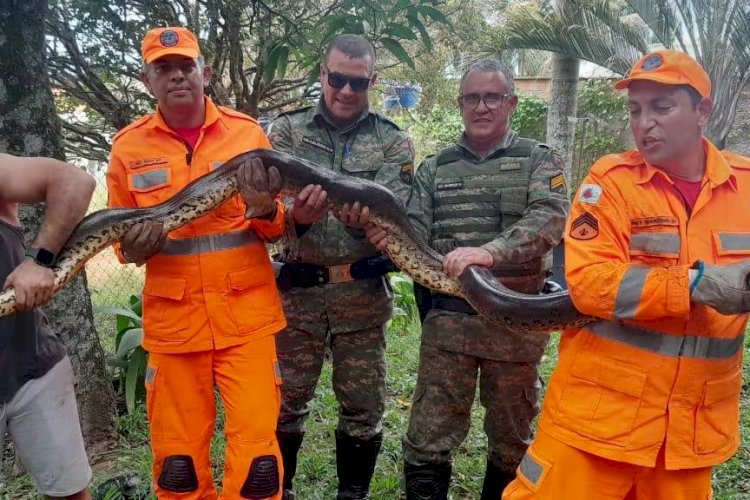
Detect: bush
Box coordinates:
(97, 295, 148, 415)
(511, 93, 548, 142)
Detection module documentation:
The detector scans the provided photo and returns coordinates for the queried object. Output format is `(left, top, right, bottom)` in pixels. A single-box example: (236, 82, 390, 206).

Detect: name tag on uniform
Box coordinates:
(302, 136, 333, 153)
(129, 157, 168, 169)
(437, 181, 463, 191)
(499, 162, 522, 171)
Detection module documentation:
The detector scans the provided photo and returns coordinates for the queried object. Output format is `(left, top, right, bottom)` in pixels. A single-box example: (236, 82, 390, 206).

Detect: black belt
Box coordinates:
(276, 254, 397, 291)
(431, 292, 477, 315)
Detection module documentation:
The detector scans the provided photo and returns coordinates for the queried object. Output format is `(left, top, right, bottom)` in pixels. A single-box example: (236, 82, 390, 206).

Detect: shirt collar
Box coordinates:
(457, 130, 518, 161)
(312, 99, 371, 134)
(635, 137, 736, 190)
(147, 96, 223, 132)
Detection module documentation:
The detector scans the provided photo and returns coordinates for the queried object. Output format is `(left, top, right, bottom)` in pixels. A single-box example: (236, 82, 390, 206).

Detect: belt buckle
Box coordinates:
(328, 264, 353, 284)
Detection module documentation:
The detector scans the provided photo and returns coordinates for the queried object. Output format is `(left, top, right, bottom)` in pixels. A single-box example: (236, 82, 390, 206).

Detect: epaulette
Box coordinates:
(371, 111, 404, 131)
(218, 106, 259, 124)
(589, 149, 643, 176)
(435, 145, 463, 166)
(276, 105, 314, 119)
(722, 150, 750, 170)
(113, 114, 153, 142)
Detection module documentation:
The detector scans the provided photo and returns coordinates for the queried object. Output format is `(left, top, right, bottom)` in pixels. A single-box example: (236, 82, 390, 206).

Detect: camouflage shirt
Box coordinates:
(409, 130, 570, 284)
(268, 100, 414, 266)
(409, 130, 570, 358)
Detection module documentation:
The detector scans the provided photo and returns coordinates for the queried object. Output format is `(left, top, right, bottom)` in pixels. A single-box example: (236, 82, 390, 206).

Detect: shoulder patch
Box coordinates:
(218, 106, 259, 124)
(113, 114, 153, 142)
(722, 150, 750, 170)
(578, 183, 603, 204)
(400, 162, 414, 185)
(550, 173, 566, 194)
(569, 212, 599, 240)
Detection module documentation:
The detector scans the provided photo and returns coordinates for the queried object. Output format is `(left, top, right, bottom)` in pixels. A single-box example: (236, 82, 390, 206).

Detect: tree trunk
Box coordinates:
(545, 0, 580, 173)
(0, 0, 117, 463)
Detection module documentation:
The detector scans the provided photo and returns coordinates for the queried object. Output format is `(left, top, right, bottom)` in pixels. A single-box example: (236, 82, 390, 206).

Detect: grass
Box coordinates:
(2, 275, 750, 499)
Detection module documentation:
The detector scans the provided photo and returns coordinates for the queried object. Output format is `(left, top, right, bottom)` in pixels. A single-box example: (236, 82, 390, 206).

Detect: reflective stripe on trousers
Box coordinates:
(588, 321, 744, 359)
(161, 230, 259, 256)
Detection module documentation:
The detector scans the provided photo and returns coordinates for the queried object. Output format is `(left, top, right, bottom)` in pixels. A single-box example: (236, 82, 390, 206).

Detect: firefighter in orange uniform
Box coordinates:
(504, 50, 750, 499)
(107, 27, 298, 499)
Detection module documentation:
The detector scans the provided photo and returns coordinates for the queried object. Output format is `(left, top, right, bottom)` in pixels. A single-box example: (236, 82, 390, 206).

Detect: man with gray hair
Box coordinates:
(366, 58, 569, 498)
(268, 34, 414, 499)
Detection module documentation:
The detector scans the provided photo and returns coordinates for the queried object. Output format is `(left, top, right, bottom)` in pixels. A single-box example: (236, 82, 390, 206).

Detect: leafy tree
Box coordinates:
(46, 0, 449, 163)
(0, 0, 117, 462)
(502, 0, 750, 147)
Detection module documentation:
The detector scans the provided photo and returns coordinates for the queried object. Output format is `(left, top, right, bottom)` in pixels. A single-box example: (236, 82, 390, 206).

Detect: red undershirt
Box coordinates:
(173, 126, 202, 150)
(671, 177, 702, 212)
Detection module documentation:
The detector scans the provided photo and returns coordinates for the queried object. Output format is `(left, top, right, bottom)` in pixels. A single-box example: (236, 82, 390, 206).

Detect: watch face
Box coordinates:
(27, 247, 56, 266)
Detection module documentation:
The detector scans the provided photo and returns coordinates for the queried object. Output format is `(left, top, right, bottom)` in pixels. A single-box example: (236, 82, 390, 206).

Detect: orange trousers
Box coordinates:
(145, 335, 283, 499)
(503, 430, 712, 500)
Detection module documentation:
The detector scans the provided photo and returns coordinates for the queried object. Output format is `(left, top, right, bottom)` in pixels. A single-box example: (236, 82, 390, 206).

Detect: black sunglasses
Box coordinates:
(324, 65, 371, 93)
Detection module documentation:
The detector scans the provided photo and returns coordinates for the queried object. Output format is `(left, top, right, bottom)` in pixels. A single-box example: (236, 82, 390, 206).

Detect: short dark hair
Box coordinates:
(459, 58, 516, 95)
(677, 84, 703, 108)
(324, 34, 375, 72)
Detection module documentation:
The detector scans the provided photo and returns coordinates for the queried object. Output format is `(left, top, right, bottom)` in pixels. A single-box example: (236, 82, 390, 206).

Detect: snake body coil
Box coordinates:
(0, 149, 592, 332)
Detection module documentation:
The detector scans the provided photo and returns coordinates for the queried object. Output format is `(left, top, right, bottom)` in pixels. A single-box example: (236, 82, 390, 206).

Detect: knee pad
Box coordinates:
(158, 455, 199, 493)
(240, 455, 280, 499)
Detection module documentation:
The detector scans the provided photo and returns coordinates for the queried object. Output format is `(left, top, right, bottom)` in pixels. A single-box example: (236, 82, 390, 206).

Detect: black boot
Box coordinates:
(277, 430, 305, 500)
(403, 461, 451, 500)
(480, 460, 516, 499)
(336, 431, 383, 499)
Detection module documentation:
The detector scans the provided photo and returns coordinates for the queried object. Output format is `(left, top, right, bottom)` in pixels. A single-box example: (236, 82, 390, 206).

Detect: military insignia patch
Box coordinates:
(550, 173, 566, 194)
(641, 54, 663, 71)
(578, 184, 603, 205)
(302, 136, 333, 153)
(400, 162, 414, 185)
(570, 212, 599, 240)
(160, 30, 179, 47)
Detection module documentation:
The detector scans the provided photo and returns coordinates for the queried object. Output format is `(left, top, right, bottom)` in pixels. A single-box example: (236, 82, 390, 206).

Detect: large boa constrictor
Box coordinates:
(0, 149, 592, 332)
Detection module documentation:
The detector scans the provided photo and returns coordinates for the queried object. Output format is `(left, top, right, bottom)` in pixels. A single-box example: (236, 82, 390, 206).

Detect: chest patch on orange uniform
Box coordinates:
(570, 212, 599, 240)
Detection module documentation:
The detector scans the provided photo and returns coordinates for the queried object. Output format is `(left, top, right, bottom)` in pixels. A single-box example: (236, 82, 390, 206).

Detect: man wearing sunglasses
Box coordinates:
(267, 34, 414, 499)
(366, 58, 569, 498)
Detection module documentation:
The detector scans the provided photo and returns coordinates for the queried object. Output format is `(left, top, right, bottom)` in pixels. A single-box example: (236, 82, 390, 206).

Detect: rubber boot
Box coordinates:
(480, 459, 516, 499)
(336, 431, 383, 499)
(276, 430, 304, 500)
(403, 461, 452, 500)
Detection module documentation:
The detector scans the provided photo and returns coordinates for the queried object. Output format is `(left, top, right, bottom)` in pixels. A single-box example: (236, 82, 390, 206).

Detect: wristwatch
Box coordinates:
(25, 247, 57, 267)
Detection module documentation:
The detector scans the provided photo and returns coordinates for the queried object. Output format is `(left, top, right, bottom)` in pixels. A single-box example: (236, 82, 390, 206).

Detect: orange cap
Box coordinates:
(614, 50, 711, 98)
(141, 27, 200, 64)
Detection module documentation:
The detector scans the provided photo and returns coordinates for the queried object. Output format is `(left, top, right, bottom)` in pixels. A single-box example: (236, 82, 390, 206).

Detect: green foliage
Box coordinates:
(97, 294, 148, 415)
(388, 273, 419, 332)
(511, 94, 548, 142)
(391, 106, 464, 163)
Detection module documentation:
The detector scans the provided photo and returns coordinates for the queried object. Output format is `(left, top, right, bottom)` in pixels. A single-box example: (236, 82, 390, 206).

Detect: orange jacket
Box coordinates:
(107, 98, 286, 353)
(540, 138, 750, 470)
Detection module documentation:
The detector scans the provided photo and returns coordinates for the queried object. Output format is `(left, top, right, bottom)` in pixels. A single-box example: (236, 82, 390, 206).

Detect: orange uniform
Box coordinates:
(504, 139, 750, 499)
(107, 92, 286, 498)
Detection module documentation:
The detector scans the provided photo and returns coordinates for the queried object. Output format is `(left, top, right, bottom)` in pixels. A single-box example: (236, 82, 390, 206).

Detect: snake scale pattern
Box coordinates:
(0, 149, 593, 332)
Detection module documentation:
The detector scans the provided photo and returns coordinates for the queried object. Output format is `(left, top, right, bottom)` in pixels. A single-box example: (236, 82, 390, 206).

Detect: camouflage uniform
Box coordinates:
(268, 100, 413, 496)
(403, 131, 569, 495)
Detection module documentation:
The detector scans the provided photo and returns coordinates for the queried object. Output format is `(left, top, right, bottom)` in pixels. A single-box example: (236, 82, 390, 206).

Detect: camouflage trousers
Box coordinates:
(402, 342, 543, 473)
(275, 283, 389, 440)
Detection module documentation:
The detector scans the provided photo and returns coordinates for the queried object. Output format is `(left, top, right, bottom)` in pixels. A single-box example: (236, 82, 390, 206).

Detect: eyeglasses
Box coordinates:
(324, 65, 372, 93)
(459, 93, 512, 110)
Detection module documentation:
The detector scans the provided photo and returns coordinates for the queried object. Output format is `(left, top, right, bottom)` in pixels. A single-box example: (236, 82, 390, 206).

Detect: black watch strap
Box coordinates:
(25, 247, 57, 267)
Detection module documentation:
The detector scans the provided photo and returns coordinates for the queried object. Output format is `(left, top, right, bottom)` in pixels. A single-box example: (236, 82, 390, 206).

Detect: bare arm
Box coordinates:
(0, 153, 96, 253)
